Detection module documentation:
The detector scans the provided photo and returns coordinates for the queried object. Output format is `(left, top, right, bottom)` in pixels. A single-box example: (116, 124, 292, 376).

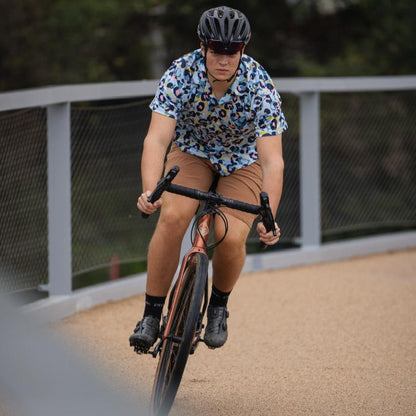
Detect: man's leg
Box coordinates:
(129, 192, 198, 352)
(210, 160, 262, 293)
(146, 193, 199, 297)
(211, 215, 251, 292)
(130, 144, 215, 352)
(203, 161, 262, 348)
(204, 215, 251, 348)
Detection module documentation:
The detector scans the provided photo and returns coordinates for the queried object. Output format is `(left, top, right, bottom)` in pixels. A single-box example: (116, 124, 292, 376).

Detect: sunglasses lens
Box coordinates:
(207, 40, 244, 54)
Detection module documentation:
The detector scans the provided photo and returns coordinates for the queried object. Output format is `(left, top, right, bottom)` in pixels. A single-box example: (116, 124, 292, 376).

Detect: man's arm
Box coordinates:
(137, 111, 176, 215)
(256, 134, 284, 245)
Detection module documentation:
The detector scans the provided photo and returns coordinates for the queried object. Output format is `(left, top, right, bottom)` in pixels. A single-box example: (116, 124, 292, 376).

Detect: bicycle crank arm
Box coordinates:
(150, 339, 164, 358)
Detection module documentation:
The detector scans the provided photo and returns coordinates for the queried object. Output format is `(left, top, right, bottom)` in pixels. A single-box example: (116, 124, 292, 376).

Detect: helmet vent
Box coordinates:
(198, 6, 251, 46)
(215, 19, 222, 39)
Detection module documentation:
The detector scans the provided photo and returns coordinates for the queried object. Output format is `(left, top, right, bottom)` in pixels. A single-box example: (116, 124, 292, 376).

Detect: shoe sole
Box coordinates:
(130, 337, 153, 354)
(203, 337, 227, 349)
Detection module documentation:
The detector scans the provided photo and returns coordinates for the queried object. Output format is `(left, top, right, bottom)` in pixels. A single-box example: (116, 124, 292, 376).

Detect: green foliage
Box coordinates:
(0, 0, 157, 90)
(1, 0, 415, 90)
(294, 0, 416, 76)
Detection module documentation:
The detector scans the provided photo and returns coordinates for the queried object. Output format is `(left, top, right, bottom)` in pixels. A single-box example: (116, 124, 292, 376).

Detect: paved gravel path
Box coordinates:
(54, 249, 416, 416)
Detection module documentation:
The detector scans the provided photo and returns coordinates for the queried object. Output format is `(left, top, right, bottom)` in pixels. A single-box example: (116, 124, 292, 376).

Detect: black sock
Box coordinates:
(143, 294, 166, 320)
(209, 285, 231, 308)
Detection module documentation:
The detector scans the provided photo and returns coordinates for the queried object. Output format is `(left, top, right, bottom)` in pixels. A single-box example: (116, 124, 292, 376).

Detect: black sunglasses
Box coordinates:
(207, 40, 245, 55)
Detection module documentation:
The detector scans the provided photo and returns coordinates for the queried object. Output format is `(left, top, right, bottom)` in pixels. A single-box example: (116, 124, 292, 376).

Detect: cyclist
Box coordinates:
(130, 6, 287, 352)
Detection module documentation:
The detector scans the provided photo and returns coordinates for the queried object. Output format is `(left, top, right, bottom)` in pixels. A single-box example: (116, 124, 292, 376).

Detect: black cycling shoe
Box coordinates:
(204, 306, 229, 349)
(129, 315, 160, 354)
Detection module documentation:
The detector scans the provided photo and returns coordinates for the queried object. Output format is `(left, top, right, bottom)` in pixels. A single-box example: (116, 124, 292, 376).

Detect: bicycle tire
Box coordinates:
(150, 252, 208, 416)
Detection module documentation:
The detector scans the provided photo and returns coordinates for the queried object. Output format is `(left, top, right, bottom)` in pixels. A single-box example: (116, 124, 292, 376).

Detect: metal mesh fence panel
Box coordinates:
(277, 93, 300, 243)
(0, 108, 48, 292)
(71, 99, 155, 287)
(247, 92, 300, 248)
(2, 87, 415, 294)
(321, 91, 416, 239)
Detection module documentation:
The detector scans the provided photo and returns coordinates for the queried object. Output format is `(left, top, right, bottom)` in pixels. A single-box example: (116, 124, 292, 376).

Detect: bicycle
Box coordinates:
(137, 165, 277, 416)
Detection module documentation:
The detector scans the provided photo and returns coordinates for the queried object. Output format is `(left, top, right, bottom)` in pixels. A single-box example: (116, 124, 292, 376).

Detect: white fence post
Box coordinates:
(299, 92, 321, 247)
(47, 103, 72, 295)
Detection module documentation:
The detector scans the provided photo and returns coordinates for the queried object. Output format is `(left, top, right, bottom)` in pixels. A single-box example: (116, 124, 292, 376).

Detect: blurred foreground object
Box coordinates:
(0, 293, 143, 416)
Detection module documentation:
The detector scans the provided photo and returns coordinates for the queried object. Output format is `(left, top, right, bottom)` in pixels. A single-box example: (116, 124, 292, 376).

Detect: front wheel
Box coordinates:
(150, 252, 208, 416)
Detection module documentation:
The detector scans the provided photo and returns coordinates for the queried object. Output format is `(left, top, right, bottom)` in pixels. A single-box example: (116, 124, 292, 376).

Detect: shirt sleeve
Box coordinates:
(149, 59, 184, 119)
(253, 77, 288, 138)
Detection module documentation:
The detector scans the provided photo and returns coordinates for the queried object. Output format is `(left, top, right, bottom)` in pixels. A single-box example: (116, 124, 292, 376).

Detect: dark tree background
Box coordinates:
(1, 0, 415, 91)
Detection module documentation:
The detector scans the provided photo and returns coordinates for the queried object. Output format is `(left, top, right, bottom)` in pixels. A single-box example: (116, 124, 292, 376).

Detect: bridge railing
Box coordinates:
(1, 76, 416, 297)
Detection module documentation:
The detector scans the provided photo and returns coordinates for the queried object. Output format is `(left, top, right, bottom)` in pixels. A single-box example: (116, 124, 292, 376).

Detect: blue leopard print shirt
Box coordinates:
(150, 49, 288, 176)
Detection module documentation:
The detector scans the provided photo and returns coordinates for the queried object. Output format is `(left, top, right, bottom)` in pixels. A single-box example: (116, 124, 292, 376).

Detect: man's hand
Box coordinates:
(256, 221, 280, 246)
(137, 191, 162, 216)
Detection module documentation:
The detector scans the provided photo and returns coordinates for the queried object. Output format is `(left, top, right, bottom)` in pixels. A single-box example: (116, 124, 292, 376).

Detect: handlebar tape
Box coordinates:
(259, 192, 277, 250)
(141, 166, 180, 219)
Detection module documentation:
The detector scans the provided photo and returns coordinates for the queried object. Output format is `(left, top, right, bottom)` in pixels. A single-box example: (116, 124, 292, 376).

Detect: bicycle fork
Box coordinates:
(151, 213, 212, 358)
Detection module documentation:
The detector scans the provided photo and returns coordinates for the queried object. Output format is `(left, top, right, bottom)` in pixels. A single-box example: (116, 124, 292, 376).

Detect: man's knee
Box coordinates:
(156, 195, 198, 233)
(156, 212, 189, 239)
(214, 215, 249, 252)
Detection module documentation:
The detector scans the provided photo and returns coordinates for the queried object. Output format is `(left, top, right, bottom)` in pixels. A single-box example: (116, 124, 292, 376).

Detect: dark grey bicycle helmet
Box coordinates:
(197, 6, 251, 49)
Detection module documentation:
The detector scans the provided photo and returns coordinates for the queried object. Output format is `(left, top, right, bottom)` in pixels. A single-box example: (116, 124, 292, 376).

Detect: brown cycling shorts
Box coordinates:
(164, 142, 263, 228)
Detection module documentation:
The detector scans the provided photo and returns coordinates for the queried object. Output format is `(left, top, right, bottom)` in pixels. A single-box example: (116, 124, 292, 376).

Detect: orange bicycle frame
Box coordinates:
(162, 212, 212, 340)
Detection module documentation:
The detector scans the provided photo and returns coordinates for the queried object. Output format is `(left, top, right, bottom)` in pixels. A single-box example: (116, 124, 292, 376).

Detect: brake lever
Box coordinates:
(142, 166, 180, 219)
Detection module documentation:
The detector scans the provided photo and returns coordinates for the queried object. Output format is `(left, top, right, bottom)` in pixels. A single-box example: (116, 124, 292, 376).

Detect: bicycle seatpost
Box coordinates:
(142, 166, 180, 219)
